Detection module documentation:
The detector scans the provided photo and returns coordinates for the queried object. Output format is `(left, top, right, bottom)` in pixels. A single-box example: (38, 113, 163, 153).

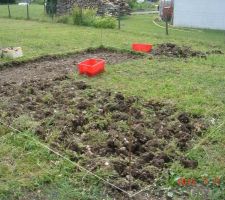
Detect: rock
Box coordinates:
(1, 47, 23, 59)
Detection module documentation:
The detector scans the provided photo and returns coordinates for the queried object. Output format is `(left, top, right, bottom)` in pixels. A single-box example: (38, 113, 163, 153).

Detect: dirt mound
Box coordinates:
(152, 43, 207, 58)
(0, 47, 142, 85)
(0, 77, 207, 194)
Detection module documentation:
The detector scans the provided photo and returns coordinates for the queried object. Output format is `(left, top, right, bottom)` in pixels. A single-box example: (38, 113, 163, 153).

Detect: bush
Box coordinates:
(32, 0, 45, 5)
(56, 15, 70, 24)
(72, 6, 83, 25)
(72, 6, 116, 29)
(93, 16, 117, 29)
(128, 0, 155, 11)
(46, 0, 57, 15)
(82, 8, 96, 26)
(0, 0, 16, 3)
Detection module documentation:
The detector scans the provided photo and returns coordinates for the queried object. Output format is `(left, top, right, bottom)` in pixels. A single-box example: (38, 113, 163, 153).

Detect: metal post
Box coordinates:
(164, 7, 170, 35)
(7, 0, 11, 18)
(118, 6, 121, 30)
(51, 2, 54, 22)
(27, 3, 30, 19)
(166, 19, 169, 35)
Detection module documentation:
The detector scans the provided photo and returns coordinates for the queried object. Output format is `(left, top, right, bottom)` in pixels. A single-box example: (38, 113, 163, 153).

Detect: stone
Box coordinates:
(1, 47, 23, 59)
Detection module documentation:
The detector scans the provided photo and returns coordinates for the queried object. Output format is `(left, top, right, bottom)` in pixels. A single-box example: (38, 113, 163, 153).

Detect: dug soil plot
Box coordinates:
(0, 47, 208, 198)
(0, 76, 208, 197)
(0, 47, 141, 85)
(152, 43, 217, 59)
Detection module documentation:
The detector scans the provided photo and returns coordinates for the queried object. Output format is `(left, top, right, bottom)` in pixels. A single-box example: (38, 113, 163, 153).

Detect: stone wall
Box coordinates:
(56, 0, 131, 16)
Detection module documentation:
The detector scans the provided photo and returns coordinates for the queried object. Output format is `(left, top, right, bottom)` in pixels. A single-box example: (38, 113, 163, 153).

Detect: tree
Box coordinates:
(46, 0, 57, 15)
(0, 0, 16, 3)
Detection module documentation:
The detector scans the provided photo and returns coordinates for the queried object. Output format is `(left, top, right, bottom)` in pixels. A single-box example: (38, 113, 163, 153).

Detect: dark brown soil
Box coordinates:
(152, 43, 207, 58)
(0, 48, 141, 85)
(0, 76, 207, 194)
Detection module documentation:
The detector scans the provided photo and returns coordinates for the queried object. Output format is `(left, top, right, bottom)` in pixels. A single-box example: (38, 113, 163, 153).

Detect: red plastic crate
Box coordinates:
(132, 43, 153, 53)
(77, 58, 105, 76)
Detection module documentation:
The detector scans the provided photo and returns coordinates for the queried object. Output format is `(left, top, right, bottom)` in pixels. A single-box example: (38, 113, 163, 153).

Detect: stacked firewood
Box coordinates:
(56, 0, 131, 16)
(98, 0, 131, 16)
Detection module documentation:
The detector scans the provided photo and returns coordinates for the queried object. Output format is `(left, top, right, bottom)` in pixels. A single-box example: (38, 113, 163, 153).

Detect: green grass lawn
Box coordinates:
(0, 4, 50, 21)
(0, 14, 225, 199)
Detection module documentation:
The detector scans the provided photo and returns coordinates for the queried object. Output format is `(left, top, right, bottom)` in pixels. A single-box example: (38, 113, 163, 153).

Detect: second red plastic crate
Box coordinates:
(132, 43, 153, 53)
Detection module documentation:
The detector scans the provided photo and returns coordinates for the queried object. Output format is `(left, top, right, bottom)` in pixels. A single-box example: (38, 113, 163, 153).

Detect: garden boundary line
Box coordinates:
(1, 117, 224, 198)
(0, 119, 163, 198)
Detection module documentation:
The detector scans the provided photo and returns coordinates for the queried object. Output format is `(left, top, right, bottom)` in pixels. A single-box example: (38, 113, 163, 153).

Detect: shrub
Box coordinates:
(72, 6, 83, 25)
(128, 0, 154, 11)
(46, 0, 57, 15)
(56, 15, 70, 24)
(93, 16, 117, 29)
(33, 0, 44, 5)
(81, 8, 96, 26)
(72, 6, 116, 29)
(0, 0, 16, 3)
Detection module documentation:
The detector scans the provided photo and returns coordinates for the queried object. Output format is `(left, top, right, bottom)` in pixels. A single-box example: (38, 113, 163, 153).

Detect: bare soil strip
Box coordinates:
(0, 47, 141, 85)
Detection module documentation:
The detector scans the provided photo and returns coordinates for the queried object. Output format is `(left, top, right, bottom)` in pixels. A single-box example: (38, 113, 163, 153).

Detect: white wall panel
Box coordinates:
(174, 0, 225, 30)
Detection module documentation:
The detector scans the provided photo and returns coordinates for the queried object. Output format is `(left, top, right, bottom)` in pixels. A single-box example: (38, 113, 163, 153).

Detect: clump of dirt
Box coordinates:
(0, 77, 208, 193)
(152, 43, 207, 58)
(0, 47, 142, 85)
(180, 157, 198, 169)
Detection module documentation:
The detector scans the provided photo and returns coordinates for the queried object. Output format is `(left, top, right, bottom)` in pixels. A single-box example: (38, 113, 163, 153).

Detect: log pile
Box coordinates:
(56, 0, 131, 16)
(98, 0, 131, 16)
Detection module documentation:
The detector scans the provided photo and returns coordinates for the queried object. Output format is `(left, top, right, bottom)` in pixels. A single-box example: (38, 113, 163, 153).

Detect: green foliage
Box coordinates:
(129, 0, 156, 11)
(32, 0, 45, 5)
(93, 16, 117, 29)
(72, 6, 83, 25)
(72, 6, 116, 29)
(81, 8, 96, 26)
(0, 0, 16, 4)
(46, 0, 57, 15)
(56, 15, 69, 24)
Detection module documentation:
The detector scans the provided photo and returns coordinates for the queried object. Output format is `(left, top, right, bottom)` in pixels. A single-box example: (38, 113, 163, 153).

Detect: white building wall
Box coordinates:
(173, 0, 225, 30)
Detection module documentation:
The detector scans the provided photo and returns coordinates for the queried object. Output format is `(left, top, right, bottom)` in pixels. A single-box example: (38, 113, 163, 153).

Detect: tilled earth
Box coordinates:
(0, 48, 208, 198)
(0, 47, 141, 85)
(152, 43, 207, 58)
(0, 77, 207, 194)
